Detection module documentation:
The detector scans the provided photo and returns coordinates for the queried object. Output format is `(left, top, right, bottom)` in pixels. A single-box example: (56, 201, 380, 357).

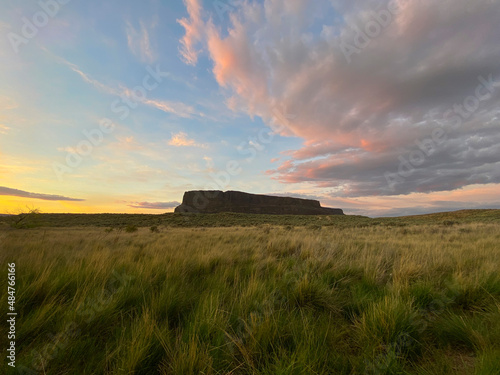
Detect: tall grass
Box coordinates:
(0, 223, 499, 374)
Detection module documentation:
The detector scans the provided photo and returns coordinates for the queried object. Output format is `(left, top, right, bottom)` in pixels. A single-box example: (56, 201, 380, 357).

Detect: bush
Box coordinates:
(125, 225, 138, 233)
(104, 227, 114, 233)
(150, 226, 160, 233)
(10, 207, 43, 229)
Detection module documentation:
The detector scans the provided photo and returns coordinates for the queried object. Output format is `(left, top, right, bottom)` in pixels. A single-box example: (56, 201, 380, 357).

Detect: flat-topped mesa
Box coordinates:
(174, 190, 344, 215)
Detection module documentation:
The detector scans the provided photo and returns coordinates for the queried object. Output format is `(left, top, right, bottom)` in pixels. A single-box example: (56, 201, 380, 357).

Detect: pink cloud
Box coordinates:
(179, 0, 500, 198)
(177, 0, 204, 65)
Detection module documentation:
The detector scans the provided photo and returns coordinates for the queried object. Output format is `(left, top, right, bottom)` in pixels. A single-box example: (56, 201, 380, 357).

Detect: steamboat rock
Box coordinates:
(174, 190, 344, 215)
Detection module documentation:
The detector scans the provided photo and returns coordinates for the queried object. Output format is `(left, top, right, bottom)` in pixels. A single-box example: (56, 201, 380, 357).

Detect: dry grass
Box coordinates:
(1, 222, 499, 374)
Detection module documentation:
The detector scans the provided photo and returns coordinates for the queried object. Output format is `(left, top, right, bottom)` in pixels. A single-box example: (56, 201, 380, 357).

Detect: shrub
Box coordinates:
(125, 225, 138, 233)
(10, 207, 43, 229)
(150, 226, 160, 233)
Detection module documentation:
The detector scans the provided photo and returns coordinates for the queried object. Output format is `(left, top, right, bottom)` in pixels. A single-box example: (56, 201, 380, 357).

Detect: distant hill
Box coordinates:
(390, 209, 500, 224)
(0, 209, 498, 229)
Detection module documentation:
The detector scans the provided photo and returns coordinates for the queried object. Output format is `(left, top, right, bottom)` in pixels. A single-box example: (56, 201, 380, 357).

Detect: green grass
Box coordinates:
(1, 214, 499, 374)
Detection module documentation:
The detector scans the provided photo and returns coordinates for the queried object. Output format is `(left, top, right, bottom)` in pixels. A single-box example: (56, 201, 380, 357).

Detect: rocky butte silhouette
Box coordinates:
(174, 190, 344, 215)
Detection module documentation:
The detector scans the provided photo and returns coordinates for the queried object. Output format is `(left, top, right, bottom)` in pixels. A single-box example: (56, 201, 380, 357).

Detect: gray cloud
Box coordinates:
(127, 201, 180, 209)
(275, 120, 500, 197)
(0, 186, 85, 201)
(193, 0, 500, 197)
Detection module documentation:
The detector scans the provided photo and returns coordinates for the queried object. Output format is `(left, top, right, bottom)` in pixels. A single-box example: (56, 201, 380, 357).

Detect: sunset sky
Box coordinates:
(1, 0, 499, 217)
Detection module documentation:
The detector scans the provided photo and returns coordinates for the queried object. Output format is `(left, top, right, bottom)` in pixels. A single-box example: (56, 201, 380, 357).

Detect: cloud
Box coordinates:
(177, 0, 204, 65)
(44, 49, 122, 96)
(126, 20, 156, 63)
(0, 124, 10, 134)
(0, 96, 17, 135)
(319, 183, 500, 217)
(203, 155, 214, 171)
(127, 201, 180, 209)
(0, 96, 18, 110)
(182, 0, 500, 197)
(168, 132, 206, 147)
(57, 146, 77, 154)
(42, 47, 198, 118)
(142, 98, 196, 118)
(0, 186, 85, 201)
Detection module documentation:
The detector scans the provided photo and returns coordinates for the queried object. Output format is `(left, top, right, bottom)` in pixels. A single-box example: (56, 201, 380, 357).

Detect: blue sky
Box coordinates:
(1, 0, 499, 216)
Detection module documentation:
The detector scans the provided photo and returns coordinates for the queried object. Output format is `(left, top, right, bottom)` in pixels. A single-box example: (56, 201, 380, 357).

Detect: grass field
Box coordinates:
(1, 210, 500, 374)
(1, 208, 499, 229)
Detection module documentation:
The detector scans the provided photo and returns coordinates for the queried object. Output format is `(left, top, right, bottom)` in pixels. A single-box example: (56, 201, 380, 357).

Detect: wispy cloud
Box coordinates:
(0, 186, 85, 201)
(0, 96, 18, 135)
(127, 201, 180, 209)
(203, 156, 214, 171)
(40, 46, 198, 118)
(177, 0, 203, 65)
(168, 132, 206, 148)
(0, 124, 10, 134)
(57, 146, 77, 154)
(0, 96, 18, 110)
(142, 98, 196, 118)
(126, 20, 156, 63)
(45, 49, 121, 96)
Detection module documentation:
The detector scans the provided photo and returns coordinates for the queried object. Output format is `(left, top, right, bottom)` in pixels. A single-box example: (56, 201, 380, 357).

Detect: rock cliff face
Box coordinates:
(174, 190, 344, 215)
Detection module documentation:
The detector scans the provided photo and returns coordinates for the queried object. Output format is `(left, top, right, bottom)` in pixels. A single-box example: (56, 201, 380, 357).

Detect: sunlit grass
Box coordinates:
(1, 221, 499, 374)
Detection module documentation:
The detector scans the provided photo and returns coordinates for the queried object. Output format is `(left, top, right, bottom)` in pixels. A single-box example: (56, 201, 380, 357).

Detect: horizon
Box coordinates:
(1, 206, 498, 220)
(1, 0, 500, 217)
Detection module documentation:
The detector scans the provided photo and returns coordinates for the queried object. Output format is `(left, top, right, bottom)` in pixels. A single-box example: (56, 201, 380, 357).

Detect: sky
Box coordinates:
(0, 0, 499, 217)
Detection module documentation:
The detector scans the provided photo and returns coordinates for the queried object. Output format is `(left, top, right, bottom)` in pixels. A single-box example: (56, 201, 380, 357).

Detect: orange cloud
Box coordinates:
(0, 124, 10, 134)
(360, 139, 388, 153)
(168, 132, 206, 148)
